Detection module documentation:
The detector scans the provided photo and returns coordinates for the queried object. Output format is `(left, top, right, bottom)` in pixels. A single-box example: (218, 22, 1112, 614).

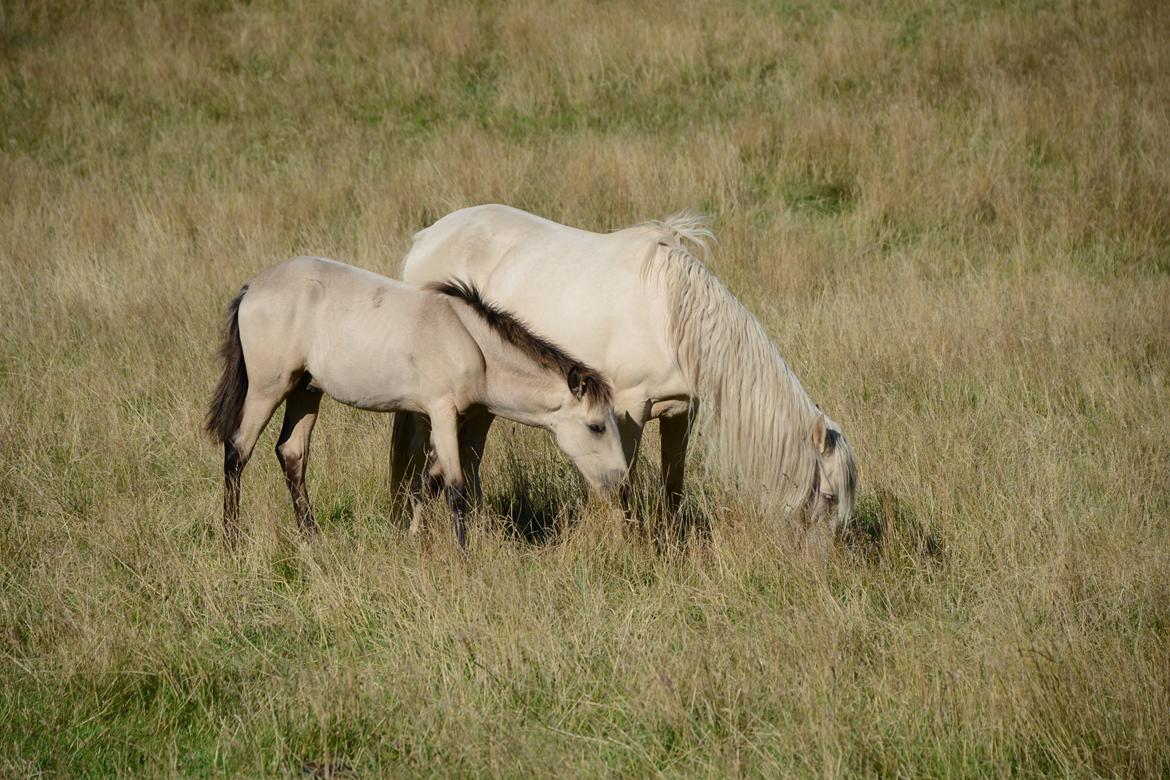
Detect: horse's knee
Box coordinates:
(275, 440, 304, 473)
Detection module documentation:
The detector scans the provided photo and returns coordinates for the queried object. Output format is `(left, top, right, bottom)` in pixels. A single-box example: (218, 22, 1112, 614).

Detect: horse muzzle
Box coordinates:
(592, 468, 628, 497)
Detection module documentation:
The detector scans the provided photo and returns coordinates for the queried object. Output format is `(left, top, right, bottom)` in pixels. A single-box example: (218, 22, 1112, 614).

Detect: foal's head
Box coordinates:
(550, 363, 627, 495)
(430, 280, 628, 494)
(807, 412, 858, 533)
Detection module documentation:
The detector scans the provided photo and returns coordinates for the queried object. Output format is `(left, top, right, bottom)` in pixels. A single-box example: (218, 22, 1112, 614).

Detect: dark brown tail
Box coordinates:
(206, 287, 249, 443)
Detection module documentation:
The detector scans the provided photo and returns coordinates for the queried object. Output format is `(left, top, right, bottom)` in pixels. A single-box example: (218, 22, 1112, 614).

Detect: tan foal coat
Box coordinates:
(207, 256, 626, 549)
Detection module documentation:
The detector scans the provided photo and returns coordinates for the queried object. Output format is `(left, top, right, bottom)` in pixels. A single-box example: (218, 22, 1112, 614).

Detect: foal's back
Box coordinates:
(239, 256, 483, 413)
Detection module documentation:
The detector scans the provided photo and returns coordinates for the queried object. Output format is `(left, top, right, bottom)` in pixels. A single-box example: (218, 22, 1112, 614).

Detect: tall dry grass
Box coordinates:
(1, 0, 1168, 775)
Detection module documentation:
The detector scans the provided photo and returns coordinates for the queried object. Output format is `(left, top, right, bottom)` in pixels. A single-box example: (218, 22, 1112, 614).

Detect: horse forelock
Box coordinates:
(428, 279, 613, 407)
(642, 218, 825, 514)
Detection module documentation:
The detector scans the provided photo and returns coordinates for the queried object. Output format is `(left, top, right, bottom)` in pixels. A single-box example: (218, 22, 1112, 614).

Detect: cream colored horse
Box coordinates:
(206, 256, 627, 549)
(394, 206, 858, 533)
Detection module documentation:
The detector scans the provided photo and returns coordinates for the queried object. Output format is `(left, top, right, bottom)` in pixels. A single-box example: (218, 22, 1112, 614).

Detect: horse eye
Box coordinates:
(588, 423, 605, 434)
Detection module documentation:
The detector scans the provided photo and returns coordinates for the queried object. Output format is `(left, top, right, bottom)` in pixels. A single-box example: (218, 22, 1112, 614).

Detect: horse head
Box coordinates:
(808, 412, 858, 534)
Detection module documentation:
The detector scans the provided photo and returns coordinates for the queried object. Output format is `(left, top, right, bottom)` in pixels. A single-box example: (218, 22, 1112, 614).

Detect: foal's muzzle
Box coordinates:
(594, 468, 628, 496)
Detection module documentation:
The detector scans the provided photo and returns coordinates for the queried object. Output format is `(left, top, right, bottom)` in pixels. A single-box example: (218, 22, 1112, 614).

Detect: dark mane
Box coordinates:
(427, 279, 613, 407)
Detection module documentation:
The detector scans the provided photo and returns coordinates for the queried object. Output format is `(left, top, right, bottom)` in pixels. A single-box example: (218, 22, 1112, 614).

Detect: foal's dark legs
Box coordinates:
(221, 392, 286, 547)
(223, 442, 244, 546)
(429, 404, 469, 553)
(275, 383, 323, 537)
(456, 407, 495, 504)
(446, 484, 469, 552)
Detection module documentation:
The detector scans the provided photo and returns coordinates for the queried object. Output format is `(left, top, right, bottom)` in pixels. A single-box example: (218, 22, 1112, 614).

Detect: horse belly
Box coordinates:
(303, 311, 426, 413)
(308, 351, 419, 413)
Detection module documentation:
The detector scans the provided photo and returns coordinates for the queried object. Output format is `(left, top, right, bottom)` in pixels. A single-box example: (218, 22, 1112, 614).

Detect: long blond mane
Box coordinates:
(641, 213, 835, 515)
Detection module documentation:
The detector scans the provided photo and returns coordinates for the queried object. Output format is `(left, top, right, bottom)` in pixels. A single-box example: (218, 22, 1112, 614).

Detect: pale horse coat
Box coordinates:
(395, 205, 857, 531)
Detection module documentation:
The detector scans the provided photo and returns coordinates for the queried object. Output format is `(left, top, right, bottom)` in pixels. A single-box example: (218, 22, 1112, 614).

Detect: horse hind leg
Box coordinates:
(223, 390, 287, 547)
(392, 412, 438, 535)
(390, 411, 425, 523)
(275, 378, 324, 538)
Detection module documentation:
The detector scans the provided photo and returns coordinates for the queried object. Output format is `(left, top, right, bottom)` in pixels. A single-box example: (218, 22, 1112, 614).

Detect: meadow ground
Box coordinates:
(1, 0, 1168, 776)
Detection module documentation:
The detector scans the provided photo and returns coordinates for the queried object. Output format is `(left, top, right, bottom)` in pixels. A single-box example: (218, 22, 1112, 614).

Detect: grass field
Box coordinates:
(2, 0, 1169, 776)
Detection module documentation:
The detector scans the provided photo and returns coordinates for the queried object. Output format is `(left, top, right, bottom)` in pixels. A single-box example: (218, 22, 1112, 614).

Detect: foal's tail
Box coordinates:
(205, 287, 249, 443)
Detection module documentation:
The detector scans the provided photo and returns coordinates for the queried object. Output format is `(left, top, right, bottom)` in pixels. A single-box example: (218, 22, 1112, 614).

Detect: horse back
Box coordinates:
(402, 208, 687, 402)
(240, 256, 482, 412)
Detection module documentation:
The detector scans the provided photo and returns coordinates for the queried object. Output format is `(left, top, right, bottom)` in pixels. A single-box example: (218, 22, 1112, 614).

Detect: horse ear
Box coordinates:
(811, 413, 829, 454)
(568, 364, 586, 400)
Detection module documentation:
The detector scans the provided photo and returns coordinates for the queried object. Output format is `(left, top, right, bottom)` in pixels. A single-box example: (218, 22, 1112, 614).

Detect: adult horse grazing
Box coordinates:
(206, 256, 627, 550)
(394, 206, 857, 534)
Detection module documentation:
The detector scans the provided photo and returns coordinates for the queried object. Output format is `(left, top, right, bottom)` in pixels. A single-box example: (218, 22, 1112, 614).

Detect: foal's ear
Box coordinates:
(811, 413, 829, 454)
(567, 364, 587, 400)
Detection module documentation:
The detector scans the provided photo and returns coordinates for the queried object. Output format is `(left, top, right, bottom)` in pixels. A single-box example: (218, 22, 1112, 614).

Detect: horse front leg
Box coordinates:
(660, 400, 699, 546)
(428, 403, 469, 553)
(660, 400, 698, 518)
(615, 413, 645, 524)
(446, 483, 468, 552)
(457, 406, 495, 506)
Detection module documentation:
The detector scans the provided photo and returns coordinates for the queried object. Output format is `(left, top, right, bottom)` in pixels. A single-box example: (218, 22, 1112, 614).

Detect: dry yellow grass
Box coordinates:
(1, 0, 1168, 776)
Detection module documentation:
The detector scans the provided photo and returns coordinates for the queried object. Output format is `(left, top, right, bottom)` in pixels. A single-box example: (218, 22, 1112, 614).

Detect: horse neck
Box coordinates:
(448, 302, 566, 428)
(648, 243, 820, 511)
